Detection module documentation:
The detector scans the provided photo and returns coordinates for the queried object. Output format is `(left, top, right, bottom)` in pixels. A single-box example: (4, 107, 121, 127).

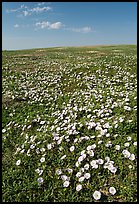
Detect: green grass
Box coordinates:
(2, 45, 137, 202)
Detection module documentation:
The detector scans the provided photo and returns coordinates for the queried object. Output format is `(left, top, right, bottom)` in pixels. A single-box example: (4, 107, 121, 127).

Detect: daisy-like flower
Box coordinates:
(79, 176, 85, 182)
(40, 157, 45, 163)
(78, 156, 84, 163)
(100, 129, 107, 136)
(133, 141, 137, 146)
(2, 129, 6, 133)
(37, 169, 43, 175)
(70, 146, 75, 152)
(115, 124, 118, 128)
(84, 163, 90, 170)
(37, 177, 44, 184)
(76, 184, 82, 191)
(87, 145, 92, 151)
(82, 153, 87, 159)
(90, 160, 96, 166)
(74, 138, 78, 143)
(76, 172, 82, 178)
(124, 106, 131, 111)
(129, 153, 135, 161)
(127, 136, 132, 141)
(105, 156, 110, 162)
(27, 125, 31, 129)
(61, 175, 69, 181)
(92, 163, 99, 169)
(115, 145, 120, 151)
(79, 167, 85, 173)
(40, 121, 45, 125)
(110, 166, 117, 174)
(109, 186, 116, 195)
(91, 144, 96, 149)
(128, 165, 132, 169)
(63, 180, 70, 187)
(124, 142, 130, 147)
(106, 133, 110, 137)
(67, 168, 73, 173)
(119, 117, 124, 123)
(97, 159, 104, 165)
(56, 127, 60, 131)
(40, 147, 45, 152)
(56, 169, 62, 175)
(80, 150, 86, 155)
(93, 190, 101, 200)
(16, 159, 21, 166)
(30, 144, 35, 149)
(122, 149, 131, 158)
(60, 155, 66, 160)
(84, 173, 91, 179)
(47, 143, 52, 150)
(103, 122, 110, 129)
(98, 140, 103, 145)
(75, 161, 80, 167)
(87, 149, 95, 157)
(36, 148, 40, 154)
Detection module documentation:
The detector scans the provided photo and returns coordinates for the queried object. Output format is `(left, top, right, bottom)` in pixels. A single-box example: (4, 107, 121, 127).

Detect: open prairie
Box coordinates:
(2, 45, 137, 202)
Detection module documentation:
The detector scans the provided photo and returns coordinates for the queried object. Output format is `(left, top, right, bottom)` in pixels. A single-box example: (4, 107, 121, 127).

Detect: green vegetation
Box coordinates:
(2, 45, 137, 202)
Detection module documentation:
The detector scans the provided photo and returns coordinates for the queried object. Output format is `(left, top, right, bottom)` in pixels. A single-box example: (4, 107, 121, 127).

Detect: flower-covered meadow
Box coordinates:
(2, 45, 137, 202)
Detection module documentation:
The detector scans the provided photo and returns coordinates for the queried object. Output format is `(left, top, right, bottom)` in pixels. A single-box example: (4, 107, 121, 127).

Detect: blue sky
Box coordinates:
(2, 2, 137, 50)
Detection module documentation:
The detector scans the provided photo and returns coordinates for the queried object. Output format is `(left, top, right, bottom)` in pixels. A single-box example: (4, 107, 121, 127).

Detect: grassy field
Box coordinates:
(2, 45, 137, 202)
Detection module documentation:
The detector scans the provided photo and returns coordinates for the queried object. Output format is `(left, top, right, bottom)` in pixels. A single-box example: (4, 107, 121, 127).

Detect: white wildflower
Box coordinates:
(78, 156, 84, 163)
(93, 190, 101, 200)
(122, 149, 131, 158)
(16, 159, 21, 166)
(129, 153, 135, 161)
(60, 155, 66, 160)
(84, 163, 90, 170)
(47, 143, 52, 150)
(2, 129, 6, 133)
(76, 184, 82, 191)
(115, 145, 120, 150)
(75, 161, 80, 167)
(79, 176, 85, 182)
(84, 173, 91, 179)
(61, 175, 69, 181)
(87, 145, 92, 151)
(40, 121, 45, 125)
(63, 180, 70, 187)
(110, 166, 117, 174)
(133, 141, 137, 146)
(128, 165, 132, 169)
(97, 159, 104, 165)
(109, 187, 116, 195)
(37, 177, 44, 184)
(127, 136, 132, 141)
(124, 142, 130, 147)
(87, 150, 94, 157)
(40, 157, 45, 163)
(67, 168, 73, 173)
(56, 169, 62, 175)
(124, 106, 131, 111)
(91, 144, 96, 149)
(30, 144, 35, 149)
(70, 146, 75, 152)
(40, 147, 45, 152)
(76, 172, 82, 178)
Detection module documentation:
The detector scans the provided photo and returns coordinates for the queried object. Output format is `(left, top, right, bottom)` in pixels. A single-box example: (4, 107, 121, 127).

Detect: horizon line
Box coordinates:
(2, 43, 137, 51)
